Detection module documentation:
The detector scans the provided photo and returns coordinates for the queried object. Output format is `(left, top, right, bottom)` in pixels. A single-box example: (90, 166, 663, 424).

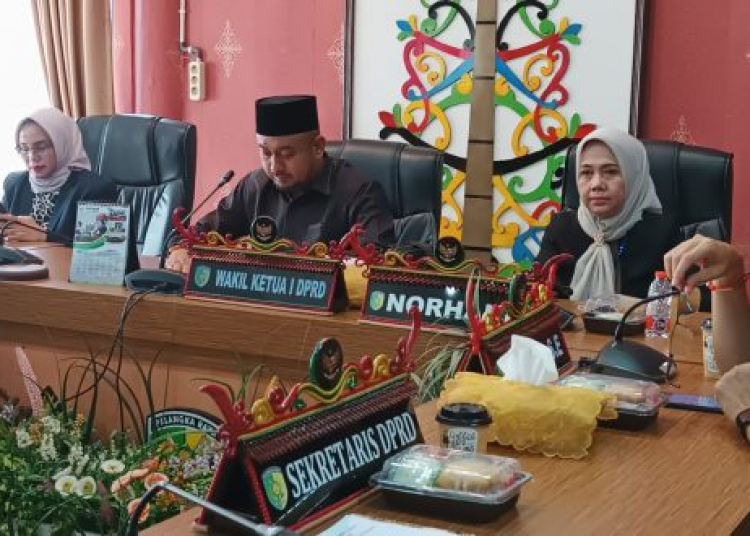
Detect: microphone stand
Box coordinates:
(0, 218, 72, 245)
(612, 288, 682, 341)
(0, 218, 68, 266)
(594, 288, 683, 383)
(124, 170, 235, 293)
(126, 481, 298, 536)
(158, 169, 235, 268)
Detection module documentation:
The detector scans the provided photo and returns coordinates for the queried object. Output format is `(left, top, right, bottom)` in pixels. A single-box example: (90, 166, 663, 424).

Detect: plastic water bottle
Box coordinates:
(645, 271, 672, 338)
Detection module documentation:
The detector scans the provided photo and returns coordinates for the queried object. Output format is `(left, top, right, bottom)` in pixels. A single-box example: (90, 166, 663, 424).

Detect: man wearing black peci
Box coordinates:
(166, 95, 395, 273)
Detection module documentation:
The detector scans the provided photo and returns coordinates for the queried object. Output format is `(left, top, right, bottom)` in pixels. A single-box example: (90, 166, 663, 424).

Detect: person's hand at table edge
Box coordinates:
(2, 215, 48, 242)
(165, 247, 191, 274)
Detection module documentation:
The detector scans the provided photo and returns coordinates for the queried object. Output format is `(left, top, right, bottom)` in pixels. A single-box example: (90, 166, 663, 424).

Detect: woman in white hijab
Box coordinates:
(1, 107, 117, 243)
(537, 127, 679, 300)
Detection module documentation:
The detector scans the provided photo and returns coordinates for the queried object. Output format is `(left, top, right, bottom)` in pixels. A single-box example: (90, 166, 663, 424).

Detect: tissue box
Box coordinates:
(556, 373, 667, 430)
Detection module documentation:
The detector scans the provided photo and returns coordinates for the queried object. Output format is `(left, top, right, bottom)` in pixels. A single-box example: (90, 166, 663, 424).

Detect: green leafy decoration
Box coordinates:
(569, 112, 581, 135)
(412, 346, 465, 403)
(393, 103, 403, 127)
(506, 153, 564, 203)
(420, 17, 437, 36)
(441, 166, 454, 190)
(419, 0, 462, 37)
(538, 19, 556, 36)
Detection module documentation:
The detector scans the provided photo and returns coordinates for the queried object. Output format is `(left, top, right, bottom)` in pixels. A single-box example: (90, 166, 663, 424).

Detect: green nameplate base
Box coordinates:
(362, 265, 514, 332)
(185, 248, 347, 314)
(185, 233, 348, 314)
(359, 249, 574, 372)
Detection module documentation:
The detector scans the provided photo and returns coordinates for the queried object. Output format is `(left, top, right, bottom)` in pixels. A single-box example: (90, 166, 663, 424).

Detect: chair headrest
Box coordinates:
(84, 115, 159, 187)
(78, 114, 197, 192)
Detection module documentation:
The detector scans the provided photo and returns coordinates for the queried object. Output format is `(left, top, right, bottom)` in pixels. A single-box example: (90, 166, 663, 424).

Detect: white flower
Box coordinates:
(55, 475, 78, 496)
(67, 443, 84, 465)
(39, 434, 57, 462)
(15, 429, 32, 448)
(75, 476, 97, 498)
(100, 459, 125, 475)
(52, 467, 72, 481)
(1, 403, 16, 423)
(75, 454, 91, 476)
(40, 415, 61, 435)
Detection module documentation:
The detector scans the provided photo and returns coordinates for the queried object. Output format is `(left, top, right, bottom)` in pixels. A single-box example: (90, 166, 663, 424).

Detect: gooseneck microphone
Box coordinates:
(158, 169, 235, 267)
(124, 169, 236, 294)
(593, 288, 683, 383)
(0, 218, 72, 266)
(127, 481, 298, 536)
(186, 169, 235, 224)
(0, 217, 72, 246)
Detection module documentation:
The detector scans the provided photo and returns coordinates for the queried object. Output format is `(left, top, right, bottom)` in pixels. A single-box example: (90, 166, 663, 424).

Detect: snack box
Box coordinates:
(556, 372, 667, 430)
(370, 444, 532, 523)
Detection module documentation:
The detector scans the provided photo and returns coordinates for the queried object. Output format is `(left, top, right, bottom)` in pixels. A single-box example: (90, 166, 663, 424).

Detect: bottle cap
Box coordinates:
(436, 403, 492, 426)
(655, 270, 668, 279)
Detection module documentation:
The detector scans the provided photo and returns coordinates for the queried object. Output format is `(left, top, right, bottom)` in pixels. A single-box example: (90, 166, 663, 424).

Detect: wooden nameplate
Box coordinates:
(357, 239, 573, 372)
(196, 310, 424, 531)
(174, 217, 373, 315)
(184, 242, 347, 314)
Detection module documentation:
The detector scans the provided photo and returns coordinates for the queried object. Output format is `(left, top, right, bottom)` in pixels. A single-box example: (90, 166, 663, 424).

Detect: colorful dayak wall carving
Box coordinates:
(376, 0, 595, 266)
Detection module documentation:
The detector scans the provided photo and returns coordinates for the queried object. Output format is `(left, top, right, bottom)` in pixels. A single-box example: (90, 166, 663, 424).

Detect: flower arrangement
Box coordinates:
(0, 395, 222, 535)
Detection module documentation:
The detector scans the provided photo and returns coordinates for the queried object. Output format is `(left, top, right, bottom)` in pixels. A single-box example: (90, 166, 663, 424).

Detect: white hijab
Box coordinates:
(17, 107, 91, 194)
(569, 128, 662, 300)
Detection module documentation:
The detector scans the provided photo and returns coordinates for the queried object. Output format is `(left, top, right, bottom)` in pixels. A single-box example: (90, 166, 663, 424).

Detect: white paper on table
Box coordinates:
(318, 514, 460, 536)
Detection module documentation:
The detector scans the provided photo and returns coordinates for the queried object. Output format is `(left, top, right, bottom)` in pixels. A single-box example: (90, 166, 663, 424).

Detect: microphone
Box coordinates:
(182, 169, 235, 228)
(592, 289, 683, 383)
(124, 170, 236, 294)
(126, 481, 298, 536)
(158, 169, 235, 266)
(0, 217, 72, 246)
(0, 218, 69, 266)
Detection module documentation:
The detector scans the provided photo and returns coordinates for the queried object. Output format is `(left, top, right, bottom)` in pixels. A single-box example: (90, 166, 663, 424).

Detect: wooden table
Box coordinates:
(0, 246, 463, 433)
(5, 245, 748, 534)
(0, 245, 703, 375)
(6, 245, 696, 430)
(144, 311, 750, 535)
(148, 360, 750, 535)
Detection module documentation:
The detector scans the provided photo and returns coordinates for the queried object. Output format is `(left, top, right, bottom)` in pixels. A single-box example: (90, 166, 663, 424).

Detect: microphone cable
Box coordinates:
(69, 284, 168, 443)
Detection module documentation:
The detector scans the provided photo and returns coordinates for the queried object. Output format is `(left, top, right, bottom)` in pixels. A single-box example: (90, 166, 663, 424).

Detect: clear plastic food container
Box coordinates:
(370, 444, 532, 523)
(557, 372, 668, 430)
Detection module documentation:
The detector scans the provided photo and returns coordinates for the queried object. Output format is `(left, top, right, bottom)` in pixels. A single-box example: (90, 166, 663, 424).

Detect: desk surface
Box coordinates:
(0, 245, 705, 369)
(146, 363, 750, 536)
(0, 246, 466, 380)
(6, 246, 746, 534)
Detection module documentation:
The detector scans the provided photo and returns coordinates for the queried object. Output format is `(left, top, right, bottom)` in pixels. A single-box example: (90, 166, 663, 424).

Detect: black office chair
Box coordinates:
(561, 139, 733, 241)
(326, 139, 444, 248)
(77, 114, 197, 256)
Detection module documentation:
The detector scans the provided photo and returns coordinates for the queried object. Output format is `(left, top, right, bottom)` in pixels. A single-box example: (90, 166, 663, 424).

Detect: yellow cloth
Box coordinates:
(439, 373, 617, 459)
